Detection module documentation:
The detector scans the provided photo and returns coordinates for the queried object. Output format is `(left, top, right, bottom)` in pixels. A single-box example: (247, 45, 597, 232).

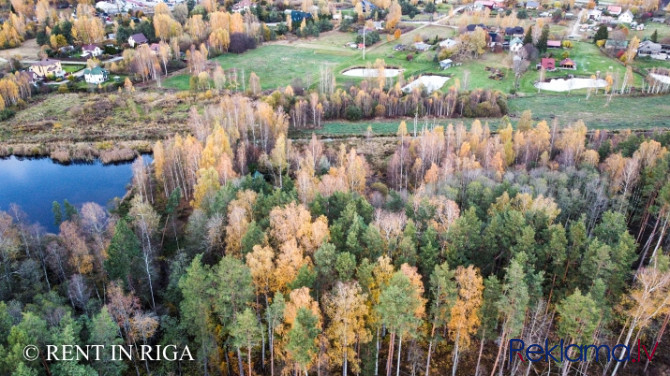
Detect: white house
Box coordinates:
(439, 38, 460, 49)
(588, 9, 602, 21)
(28, 59, 65, 79)
(81, 44, 103, 57)
(510, 36, 523, 52)
(439, 59, 453, 69)
(83, 66, 108, 84)
(414, 42, 431, 52)
(618, 10, 634, 24)
(128, 33, 148, 47)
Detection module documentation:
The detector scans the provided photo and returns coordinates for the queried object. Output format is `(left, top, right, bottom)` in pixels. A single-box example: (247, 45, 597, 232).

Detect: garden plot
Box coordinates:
(535, 77, 608, 92)
(402, 75, 450, 94)
(342, 68, 403, 77)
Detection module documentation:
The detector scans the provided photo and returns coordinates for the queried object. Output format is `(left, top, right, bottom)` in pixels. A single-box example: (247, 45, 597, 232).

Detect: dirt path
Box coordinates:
(365, 6, 464, 53)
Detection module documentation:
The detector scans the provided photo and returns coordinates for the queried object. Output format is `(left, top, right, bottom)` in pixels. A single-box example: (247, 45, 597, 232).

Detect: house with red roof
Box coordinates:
(536, 58, 556, 71)
(547, 40, 562, 48)
(559, 58, 576, 70)
(607, 5, 622, 15)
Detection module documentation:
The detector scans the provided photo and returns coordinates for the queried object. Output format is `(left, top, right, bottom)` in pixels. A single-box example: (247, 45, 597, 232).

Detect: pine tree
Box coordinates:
(537, 24, 549, 53)
(523, 25, 533, 45)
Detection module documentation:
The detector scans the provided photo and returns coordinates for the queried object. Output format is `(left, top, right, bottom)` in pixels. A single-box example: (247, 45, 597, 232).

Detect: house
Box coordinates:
(414, 42, 431, 52)
(232, 0, 255, 12)
(360, 0, 377, 13)
(58, 45, 75, 55)
(373, 21, 384, 30)
(605, 39, 629, 52)
(81, 44, 103, 57)
(505, 26, 525, 36)
(128, 33, 148, 47)
(25, 71, 40, 85)
(559, 58, 576, 69)
(588, 9, 602, 20)
(536, 57, 556, 70)
(290, 10, 312, 23)
(547, 40, 562, 48)
(439, 38, 460, 49)
(474, 0, 495, 9)
(83, 66, 108, 84)
(510, 36, 524, 52)
(28, 59, 65, 79)
(465, 23, 486, 32)
(618, 10, 634, 24)
(439, 59, 453, 69)
(637, 40, 662, 55)
(606, 5, 622, 15)
(525, 1, 539, 9)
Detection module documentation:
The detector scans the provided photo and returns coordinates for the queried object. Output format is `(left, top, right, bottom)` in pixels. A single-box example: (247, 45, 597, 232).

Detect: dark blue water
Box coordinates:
(0, 156, 151, 233)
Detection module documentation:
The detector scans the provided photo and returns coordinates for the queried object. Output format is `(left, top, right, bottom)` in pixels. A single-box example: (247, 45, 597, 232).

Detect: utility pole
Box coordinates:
(363, 27, 366, 60)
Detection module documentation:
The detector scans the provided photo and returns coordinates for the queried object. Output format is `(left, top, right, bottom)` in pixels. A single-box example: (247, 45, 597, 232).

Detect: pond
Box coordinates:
(342, 68, 403, 78)
(0, 156, 151, 233)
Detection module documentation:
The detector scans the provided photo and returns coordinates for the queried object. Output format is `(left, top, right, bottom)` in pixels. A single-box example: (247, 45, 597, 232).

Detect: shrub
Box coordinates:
(517, 9, 528, 19)
(345, 105, 362, 121)
(406, 54, 414, 61)
(317, 18, 333, 32)
(229, 33, 257, 54)
(355, 30, 380, 46)
(0, 109, 15, 121)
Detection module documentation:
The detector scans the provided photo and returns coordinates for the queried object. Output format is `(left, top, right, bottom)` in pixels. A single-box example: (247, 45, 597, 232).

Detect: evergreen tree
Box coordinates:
(105, 219, 141, 287)
(523, 26, 533, 45)
(52, 201, 62, 227)
(537, 24, 549, 53)
(287, 308, 320, 374)
(594, 25, 608, 43)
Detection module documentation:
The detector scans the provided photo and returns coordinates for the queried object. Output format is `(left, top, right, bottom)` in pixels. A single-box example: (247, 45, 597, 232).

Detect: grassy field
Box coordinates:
(508, 95, 670, 129)
(163, 28, 456, 91)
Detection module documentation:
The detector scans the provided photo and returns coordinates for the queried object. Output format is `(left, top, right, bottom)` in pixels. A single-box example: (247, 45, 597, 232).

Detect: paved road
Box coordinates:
(569, 9, 585, 37)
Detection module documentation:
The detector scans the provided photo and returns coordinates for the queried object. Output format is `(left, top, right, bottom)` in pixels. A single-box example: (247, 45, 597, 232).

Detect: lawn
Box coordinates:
(63, 64, 85, 73)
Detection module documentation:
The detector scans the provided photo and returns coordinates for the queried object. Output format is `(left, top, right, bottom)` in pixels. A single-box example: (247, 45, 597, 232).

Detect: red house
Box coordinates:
(559, 58, 576, 70)
(537, 58, 556, 70)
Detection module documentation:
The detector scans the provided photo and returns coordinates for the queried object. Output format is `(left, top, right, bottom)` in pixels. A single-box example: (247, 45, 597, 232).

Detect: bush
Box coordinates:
(317, 18, 333, 32)
(517, 9, 528, 19)
(0, 108, 15, 121)
(276, 22, 289, 35)
(340, 18, 354, 32)
(355, 30, 380, 46)
(345, 105, 362, 121)
(406, 54, 414, 61)
(229, 33, 257, 53)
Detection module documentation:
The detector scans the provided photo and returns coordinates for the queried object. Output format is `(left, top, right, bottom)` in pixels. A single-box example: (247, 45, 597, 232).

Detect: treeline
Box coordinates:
(2, 110, 670, 376)
(188, 66, 507, 128)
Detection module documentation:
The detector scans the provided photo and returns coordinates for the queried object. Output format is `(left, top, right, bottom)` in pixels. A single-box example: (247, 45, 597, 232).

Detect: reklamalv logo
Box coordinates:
(509, 339, 659, 363)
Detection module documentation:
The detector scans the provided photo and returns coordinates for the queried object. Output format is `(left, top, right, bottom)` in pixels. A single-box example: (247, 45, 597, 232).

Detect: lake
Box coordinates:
(0, 156, 151, 233)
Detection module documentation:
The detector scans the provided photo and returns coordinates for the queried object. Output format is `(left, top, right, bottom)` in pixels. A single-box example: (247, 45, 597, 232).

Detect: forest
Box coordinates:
(1, 99, 670, 376)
